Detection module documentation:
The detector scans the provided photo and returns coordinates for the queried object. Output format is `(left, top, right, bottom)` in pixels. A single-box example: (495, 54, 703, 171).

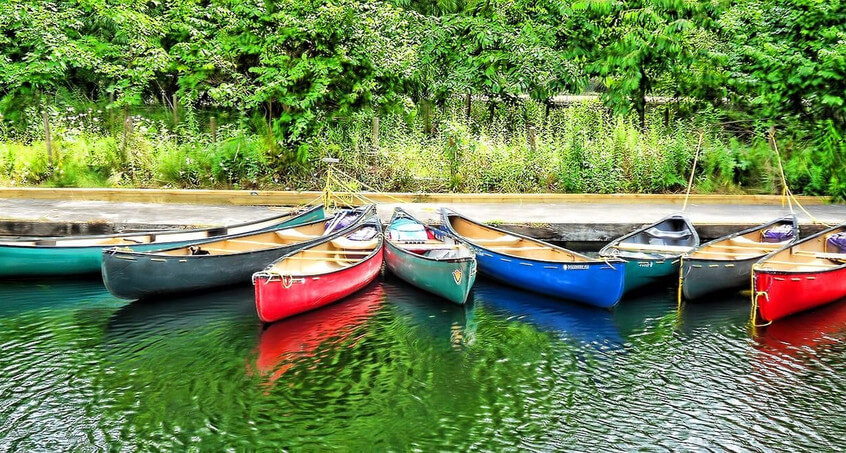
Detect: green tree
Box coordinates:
(580, 0, 724, 128)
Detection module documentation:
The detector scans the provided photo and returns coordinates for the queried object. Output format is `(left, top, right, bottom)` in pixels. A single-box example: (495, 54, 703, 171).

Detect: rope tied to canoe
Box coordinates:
(682, 129, 705, 212)
(768, 127, 832, 227)
(677, 256, 685, 310)
(321, 162, 408, 208)
(749, 264, 773, 329)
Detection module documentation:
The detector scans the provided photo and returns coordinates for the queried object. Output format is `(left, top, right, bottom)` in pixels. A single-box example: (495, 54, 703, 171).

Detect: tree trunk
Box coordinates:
(42, 110, 52, 167)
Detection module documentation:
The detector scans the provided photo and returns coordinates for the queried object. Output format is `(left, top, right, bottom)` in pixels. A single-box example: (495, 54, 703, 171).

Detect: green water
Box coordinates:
(1, 276, 845, 450)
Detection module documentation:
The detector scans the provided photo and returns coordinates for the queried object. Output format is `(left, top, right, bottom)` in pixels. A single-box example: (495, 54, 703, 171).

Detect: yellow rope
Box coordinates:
(768, 128, 832, 227)
(748, 264, 773, 330)
(682, 129, 705, 212)
(677, 256, 685, 310)
(331, 167, 409, 204)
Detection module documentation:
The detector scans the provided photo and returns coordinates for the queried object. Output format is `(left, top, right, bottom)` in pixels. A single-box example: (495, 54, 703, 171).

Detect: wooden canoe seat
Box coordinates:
(488, 246, 552, 251)
(727, 237, 785, 248)
(693, 250, 763, 258)
(793, 251, 846, 262)
(330, 236, 378, 250)
(645, 227, 691, 240)
(396, 243, 459, 251)
(227, 239, 281, 247)
(760, 260, 843, 269)
(275, 229, 319, 242)
(471, 236, 520, 246)
(613, 242, 692, 253)
(196, 247, 235, 254)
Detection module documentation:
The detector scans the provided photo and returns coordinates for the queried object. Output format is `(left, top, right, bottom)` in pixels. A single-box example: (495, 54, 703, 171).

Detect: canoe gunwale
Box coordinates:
(440, 208, 624, 266)
(386, 207, 475, 265)
(0, 204, 325, 249)
(253, 208, 382, 282)
(598, 212, 700, 259)
(102, 206, 366, 260)
(687, 215, 798, 261)
(755, 221, 846, 274)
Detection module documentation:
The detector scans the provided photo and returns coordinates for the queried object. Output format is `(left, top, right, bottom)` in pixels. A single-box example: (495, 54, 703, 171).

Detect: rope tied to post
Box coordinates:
(682, 129, 705, 212)
(768, 127, 831, 227)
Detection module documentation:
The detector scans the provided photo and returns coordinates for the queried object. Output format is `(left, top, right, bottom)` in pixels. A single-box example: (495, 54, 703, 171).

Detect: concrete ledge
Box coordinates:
(0, 187, 831, 206)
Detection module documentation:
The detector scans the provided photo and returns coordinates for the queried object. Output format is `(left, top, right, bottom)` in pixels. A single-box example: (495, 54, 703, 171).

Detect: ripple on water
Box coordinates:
(1, 278, 846, 449)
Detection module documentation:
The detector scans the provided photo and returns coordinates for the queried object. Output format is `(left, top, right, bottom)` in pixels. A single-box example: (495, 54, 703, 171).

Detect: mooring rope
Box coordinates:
(748, 263, 773, 329)
(768, 128, 832, 227)
(682, 129, 705, 212)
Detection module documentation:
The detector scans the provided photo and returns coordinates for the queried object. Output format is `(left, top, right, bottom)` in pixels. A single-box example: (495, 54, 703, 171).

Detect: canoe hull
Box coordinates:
(103, 243, 312, 299)
(681, 256, 757, 300)
(754, 267, 846, 322)
(0, 206, 324, 278)
(472, 247, 625, 308)
(0, 241, 200, 277)
(254, 249, 384, 323)
(623, 258, 679, 292)
(385, 242, 476, 305)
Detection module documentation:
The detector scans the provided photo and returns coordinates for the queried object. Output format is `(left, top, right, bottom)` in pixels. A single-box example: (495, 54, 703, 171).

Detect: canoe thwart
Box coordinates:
(612, 243, 693, 253)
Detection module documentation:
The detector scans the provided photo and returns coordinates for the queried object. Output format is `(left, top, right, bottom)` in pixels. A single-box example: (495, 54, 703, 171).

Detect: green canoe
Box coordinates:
(599, 213, 699, 293)
(384, 208, 477, 305)
(0, 204, 324, 278)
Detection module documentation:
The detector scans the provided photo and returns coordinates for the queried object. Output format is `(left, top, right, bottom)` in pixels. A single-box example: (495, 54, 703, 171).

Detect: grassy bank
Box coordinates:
(0, 99, 824, 198)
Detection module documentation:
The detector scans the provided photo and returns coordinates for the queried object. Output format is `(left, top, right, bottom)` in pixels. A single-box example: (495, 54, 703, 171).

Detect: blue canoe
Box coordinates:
(440, 208, 626, 308)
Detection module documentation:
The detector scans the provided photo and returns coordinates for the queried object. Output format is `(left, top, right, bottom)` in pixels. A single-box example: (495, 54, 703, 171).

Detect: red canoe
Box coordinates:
(753, 223, 846, 322)
(252, 217, 384, 323)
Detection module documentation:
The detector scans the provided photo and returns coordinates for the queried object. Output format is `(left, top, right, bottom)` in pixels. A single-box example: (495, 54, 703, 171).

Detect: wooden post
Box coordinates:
(172, 93, 179, 126)
(527, 124, 536, 152)
(210, 116, 217, 143)
(122, 114, 133, 161)
(42, 110, 52, 166)
(108, 91, 115, 129)
(423, 100, 432, 135)
(371, 115, 379, 153)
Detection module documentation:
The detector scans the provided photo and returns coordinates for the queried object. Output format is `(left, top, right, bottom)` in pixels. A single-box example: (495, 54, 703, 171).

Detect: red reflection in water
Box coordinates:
(755, 298, 846, 358)
(254, 284, 385, 382)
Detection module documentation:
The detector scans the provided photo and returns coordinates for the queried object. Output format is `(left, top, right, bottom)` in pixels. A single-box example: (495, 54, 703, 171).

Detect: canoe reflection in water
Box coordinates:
(104, 285, 256, 347)
(382, 276, 477, 351)
(754, 297, 846, 361)
(472, 278, 625, 348)
(254, 282, 385, 382)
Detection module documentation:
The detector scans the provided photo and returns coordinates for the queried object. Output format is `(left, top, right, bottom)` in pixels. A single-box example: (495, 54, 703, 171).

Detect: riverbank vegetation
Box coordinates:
(0, 0, 843, 199)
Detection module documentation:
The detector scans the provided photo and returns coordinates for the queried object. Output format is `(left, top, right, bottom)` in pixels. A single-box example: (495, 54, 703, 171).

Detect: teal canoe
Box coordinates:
(384, 208, 477, 305)
(599, 213, 699, 293)
(0, 204, 324, 278)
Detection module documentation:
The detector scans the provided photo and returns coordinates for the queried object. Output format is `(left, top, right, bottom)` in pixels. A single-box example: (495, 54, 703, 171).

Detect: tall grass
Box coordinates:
(0, 98, 803, 195)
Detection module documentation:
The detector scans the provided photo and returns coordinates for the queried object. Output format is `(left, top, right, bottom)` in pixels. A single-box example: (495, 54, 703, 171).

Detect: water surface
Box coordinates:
(1, 277, 844, 450)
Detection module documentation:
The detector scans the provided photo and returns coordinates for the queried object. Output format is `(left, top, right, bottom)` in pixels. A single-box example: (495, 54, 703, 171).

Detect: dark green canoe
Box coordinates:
(0, 204, 324, 278)
(680, 215, 798, 300)
(599, 213, 699, 293)
(384, 208, 477, 305)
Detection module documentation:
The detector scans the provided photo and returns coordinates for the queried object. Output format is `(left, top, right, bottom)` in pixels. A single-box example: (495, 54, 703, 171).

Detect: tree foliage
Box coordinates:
(0, 0, 843, 196)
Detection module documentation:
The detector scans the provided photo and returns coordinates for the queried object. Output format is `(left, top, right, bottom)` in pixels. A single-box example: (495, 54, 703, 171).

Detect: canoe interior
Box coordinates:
(446, 214, 590, 262)
(688, 217, 797, 261)
(0, 205, 321, 249)
(157, 220, 329, 256)
(266, 223, 381, 277)
(757, 225, 846, 273)
(601, 214, 698, 259)
(388, 211, 473, 261)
